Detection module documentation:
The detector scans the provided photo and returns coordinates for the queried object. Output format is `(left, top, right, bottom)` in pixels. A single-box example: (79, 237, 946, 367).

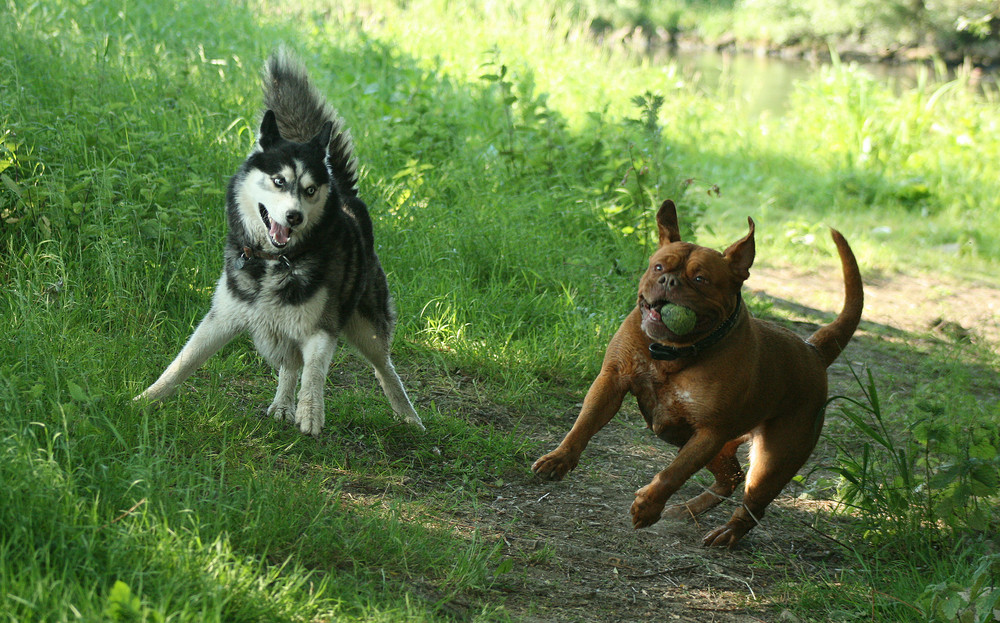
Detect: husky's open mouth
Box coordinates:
(259, 203, 291, 248)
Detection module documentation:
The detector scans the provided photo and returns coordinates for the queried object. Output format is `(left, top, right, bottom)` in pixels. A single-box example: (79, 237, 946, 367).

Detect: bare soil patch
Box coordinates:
(748, 263, 1000, 350)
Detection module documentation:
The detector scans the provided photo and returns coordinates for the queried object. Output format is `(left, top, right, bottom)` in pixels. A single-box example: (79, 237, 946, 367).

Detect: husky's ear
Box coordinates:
(723, 217, 756, 282)
(258, 110, 282, 150)
(655, 199, 682, 246)
(312, 120, 334, 150)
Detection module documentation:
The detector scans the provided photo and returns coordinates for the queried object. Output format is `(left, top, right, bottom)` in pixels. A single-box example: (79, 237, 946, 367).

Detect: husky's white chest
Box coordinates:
(215, 267, 330, 365)
(252, 278, 328, 337)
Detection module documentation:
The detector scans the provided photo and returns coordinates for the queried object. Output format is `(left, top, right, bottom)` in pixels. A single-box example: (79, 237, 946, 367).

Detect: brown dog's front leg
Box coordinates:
(631, 429, 728, 528)
(532, 371, 627, 481)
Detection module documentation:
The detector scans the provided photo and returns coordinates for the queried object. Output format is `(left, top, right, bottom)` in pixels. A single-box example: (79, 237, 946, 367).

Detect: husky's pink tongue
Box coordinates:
(269, 220, 290, 246)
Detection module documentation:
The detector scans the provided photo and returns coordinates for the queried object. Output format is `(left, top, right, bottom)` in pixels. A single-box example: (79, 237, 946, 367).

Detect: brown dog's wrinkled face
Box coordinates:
(638, 200, 756, 344)
(638, 244, 736, 342)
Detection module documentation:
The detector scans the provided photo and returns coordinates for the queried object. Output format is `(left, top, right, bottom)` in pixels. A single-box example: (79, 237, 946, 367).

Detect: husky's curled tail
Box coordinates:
(262, 49, 358, 195)
(135, 49, 425, 435)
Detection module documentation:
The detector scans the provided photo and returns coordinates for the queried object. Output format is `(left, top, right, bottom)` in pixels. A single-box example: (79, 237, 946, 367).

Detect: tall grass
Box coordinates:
(2, 4, 524, 619)
(832, 369, 999, 540)
(2, 0, 999, 620)
(292, 0, 1000, 273)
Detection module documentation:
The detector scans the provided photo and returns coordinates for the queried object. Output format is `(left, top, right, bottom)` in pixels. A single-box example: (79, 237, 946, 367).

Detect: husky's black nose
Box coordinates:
(286, 211, 303, 227)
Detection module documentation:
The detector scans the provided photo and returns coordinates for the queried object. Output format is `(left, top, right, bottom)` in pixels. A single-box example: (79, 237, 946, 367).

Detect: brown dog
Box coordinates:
(533, 200, 863, 547)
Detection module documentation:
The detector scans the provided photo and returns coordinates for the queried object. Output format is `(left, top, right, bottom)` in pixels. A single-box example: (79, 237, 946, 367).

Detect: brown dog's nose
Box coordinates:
(658, 273, 681, 290)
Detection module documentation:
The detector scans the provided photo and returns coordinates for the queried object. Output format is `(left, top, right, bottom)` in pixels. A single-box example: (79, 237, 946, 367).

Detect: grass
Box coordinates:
(2, 0, 999, 620)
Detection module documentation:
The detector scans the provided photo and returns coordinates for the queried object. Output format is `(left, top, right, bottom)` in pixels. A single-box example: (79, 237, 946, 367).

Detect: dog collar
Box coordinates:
(649, 296, 743, 361)
(236, 246, 291, 270)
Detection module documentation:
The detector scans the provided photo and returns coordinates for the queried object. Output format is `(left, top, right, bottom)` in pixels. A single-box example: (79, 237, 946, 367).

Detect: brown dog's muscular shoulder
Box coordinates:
(532, 199, 863, 547)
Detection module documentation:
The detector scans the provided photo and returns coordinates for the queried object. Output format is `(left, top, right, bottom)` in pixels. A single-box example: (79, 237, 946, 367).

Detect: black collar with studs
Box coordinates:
(648, 296, 743, 361)
(236, 245, 291, 270)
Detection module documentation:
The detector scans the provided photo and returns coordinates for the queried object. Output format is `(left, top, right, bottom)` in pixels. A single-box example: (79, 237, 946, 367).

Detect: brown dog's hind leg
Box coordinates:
(664, 438, 746, 519)
(702, 416, 820, 547)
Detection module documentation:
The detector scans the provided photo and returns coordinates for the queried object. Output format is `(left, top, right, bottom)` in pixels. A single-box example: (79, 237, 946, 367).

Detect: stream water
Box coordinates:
(661, 48, 993, 117)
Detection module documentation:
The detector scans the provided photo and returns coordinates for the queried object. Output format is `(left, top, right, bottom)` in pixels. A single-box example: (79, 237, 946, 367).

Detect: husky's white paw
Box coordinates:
(267, 400, 296, 423)
(133, 383, 173, 403)
(386, 392, 425, 431)
(402, 411, 426, 431)
(294, 399, 325, 437)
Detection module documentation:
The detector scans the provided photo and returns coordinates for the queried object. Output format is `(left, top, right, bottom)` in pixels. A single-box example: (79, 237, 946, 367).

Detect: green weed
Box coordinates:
(830, 367, 999, 543)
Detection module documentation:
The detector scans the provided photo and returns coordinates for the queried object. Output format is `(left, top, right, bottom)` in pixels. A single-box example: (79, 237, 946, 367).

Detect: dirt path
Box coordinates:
(450, 266, 999, 621)
(479, 421, 836, 621)
(749, 264, 1000, 350)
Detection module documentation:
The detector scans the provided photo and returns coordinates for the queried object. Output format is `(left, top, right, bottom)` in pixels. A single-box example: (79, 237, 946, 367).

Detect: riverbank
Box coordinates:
(583, 0, 1000, 68)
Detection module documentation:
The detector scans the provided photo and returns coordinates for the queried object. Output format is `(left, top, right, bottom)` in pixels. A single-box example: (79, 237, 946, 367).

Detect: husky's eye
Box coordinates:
(272, 176, 286, 188)
(304, 185, 317, 197)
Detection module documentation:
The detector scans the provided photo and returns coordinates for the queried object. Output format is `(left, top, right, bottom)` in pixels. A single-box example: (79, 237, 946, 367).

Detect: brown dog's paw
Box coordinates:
(702, 522, 748, 548)
(630, 486, 666, 529)
(531, 451, 577, 481)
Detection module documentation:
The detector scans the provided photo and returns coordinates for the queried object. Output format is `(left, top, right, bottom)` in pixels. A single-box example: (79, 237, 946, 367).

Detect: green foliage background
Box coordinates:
(1, 0, 998, 621)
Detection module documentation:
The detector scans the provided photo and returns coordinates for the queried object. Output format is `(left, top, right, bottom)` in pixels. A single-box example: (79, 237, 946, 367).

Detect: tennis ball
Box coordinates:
(660, 303, 697, 335)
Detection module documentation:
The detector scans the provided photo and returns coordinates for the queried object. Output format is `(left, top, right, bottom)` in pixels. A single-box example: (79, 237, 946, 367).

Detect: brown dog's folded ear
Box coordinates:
(723, 217, 756, 282)
(656, 200, 682, 246)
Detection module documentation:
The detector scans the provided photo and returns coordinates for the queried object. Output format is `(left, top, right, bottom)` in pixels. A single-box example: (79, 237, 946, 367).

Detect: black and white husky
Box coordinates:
(135, 49, 424, 435)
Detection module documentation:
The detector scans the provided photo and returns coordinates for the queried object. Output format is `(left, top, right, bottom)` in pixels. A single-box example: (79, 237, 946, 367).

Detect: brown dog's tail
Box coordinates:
(807, 229, 864, 367)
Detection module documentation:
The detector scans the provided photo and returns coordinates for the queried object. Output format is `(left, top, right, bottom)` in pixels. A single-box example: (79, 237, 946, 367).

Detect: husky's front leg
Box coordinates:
(294, 331, 337, 436)
(135, 307, 240, 402)
(267, 360, 301, 424)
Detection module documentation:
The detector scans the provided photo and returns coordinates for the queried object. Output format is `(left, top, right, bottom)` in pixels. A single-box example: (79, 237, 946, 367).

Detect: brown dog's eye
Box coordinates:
(654, 264, 663, 272)
(694, 275, 708, 284)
